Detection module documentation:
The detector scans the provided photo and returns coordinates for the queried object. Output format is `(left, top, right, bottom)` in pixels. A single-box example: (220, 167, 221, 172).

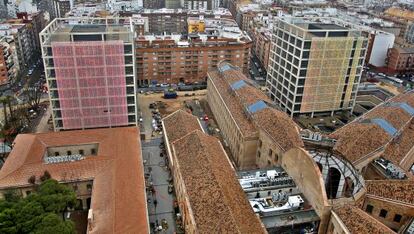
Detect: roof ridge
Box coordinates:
(199, 135, 241, 232)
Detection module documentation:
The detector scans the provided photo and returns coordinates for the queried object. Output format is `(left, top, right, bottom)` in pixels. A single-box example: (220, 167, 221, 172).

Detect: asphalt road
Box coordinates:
(0, 58, 46, 107)
(250, 55, 267, 86)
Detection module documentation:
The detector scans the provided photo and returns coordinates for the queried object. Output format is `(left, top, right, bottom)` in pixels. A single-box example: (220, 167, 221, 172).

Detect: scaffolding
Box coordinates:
(52, 40, 128, 129)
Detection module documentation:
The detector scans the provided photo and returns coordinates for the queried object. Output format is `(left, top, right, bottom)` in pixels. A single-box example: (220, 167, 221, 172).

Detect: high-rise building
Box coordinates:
(40, 18, 137, 131)
(266, 17, 368, 117)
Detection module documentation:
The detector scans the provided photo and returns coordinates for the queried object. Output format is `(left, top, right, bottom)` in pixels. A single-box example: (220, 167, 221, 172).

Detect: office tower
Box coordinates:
(40, 18, 137, 131)
(266, 17, 368, 117)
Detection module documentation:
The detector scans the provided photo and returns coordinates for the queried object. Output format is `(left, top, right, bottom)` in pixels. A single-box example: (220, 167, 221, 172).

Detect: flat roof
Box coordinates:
(308, 23, 347, 30)
(0, 127, 148, 233)
(71, 24, 106, 33)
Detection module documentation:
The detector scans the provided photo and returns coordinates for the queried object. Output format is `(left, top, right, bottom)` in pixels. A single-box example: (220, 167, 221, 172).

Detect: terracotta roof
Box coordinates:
(334, 205, 395, 234)
(385, 7, 414, 21)
(331, 123, 390, 163)
(365, 180, 414, 205)
(383, 119, 414, 166)
(172, 130, 266, 233)
(163, 109, 202, 143)
(0, 127, 148, 234)
(208, 69, 258, 138)
(253, 108, 304, 152)
(331, 91, 414, 164)
(365, 106, 411, 130)
(208, 63, 303, 151)
(391, 90, 414, 107)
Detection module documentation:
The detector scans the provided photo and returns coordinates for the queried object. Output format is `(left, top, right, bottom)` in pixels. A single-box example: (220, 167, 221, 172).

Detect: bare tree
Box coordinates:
(23, 86, 42, 111)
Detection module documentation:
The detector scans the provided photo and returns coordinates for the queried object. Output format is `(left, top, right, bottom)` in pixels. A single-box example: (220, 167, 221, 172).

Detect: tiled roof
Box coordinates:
(334, 205, 395, 234)
(253, 108, 304, 152)
(208, 70, 258, 138)
(331, 91, 414, 164)
(331, 123, 390, 163)
(172, 130, 266, 233)
(365, 180, 414, 205)
(0, 127, 148, 234)
(209, 62, 303, 151)
(383, 119, 414, 166)
(365, 106, 411, 130)
(163, 109, 202, 143)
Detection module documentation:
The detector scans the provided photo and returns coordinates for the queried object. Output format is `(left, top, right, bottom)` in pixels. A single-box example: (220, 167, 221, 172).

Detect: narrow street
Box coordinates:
(142, 138, 176, 234)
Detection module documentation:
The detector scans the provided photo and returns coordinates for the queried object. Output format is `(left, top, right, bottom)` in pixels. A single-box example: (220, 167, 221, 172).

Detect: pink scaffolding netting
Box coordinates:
(51, 41, 128, 129)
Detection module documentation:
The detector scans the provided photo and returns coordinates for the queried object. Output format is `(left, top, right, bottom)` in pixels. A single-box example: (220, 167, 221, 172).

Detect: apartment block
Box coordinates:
(136, 17, 251, 86)
(122, 8, 233, 34)
(266, 17, 368, 117)
(184, 0, 220, 10)
(387, 47, 414, 72)
(252, 29, 271, 70)
(53, 0, 71, 18)
(16, 12, 49, 53)
(40, 18, 137, 131)
(0, 21, 36, 69)
(0, 37, 19, 85)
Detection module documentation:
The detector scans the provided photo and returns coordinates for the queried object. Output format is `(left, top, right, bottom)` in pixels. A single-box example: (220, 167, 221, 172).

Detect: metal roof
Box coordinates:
(371, 118, 397, 136)
(248, 100, 267, 114)
(231, 80, 247, 90)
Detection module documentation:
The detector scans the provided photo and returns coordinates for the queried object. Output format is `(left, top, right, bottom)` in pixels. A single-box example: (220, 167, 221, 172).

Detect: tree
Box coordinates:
(23, 86, 42, 111)
(39, 171, 51, 182)
(34, 213, 75, 234)
(28, 175, 36, 184)
(0, 179, 76, 234)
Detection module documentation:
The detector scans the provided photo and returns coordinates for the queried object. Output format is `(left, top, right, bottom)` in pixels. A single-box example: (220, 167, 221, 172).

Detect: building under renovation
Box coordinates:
(40, 18, 137, 131)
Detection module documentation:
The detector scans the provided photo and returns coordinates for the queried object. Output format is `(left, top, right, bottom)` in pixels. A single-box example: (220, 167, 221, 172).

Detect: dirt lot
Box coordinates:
(138, 90, 207, 139)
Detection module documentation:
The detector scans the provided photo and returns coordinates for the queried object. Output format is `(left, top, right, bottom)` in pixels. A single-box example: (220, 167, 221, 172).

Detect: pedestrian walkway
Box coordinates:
(142, 138, 176, 234)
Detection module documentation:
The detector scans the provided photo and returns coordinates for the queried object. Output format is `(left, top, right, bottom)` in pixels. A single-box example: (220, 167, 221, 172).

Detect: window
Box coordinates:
(268, 149, 273, 157)
(393, 214, 402, 223)
(365, 204, 373, 214)
(258, 140, 262, 148)
(257, 151, 261, 158)
(79, 150, 84, 155)
(91, 149, 96, 155)
(67, 150, 72, 155)
(379, 209, 388, 218)
(54, 152, 60, 156)
(87, 184, 93, 191)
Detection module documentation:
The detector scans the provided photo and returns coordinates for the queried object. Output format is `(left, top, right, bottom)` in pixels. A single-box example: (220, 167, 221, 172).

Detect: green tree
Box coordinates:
(34, 213, 75, 234)
(0, 179, 76, 234)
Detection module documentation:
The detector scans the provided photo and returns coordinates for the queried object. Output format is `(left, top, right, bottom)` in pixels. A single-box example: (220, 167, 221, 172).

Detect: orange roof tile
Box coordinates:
(334, 205, 395, 234)
(172, 130, 266, 233)
(162, 109, 202, 143)
(365, 180, 414, 205)
(0, 127, 148, 234)
(331, 90, 414, 164)
(208, 63, 303, 151)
